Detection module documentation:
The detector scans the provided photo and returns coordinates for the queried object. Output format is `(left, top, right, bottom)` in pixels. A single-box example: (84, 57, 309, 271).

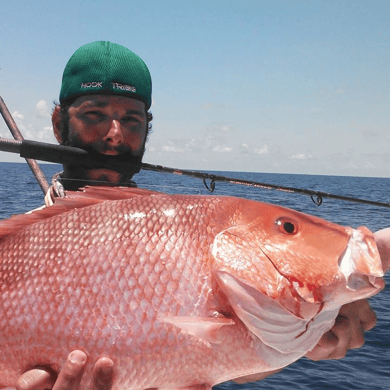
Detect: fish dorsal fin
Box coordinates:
(64, 185, 159, 201)
(0, 186, 159, 240)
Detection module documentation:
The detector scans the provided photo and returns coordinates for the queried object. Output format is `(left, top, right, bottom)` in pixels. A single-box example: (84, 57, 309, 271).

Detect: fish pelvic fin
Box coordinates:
(158, 316, 235, 344)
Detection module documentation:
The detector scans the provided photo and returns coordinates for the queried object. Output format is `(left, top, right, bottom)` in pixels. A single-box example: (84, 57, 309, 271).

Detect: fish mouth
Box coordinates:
(211, 221, 385, 360)
(257, 226, 384, 310)
(255, 246, 324, 319)
(214, 226, 386, 358)
(337, 226, 385, 301)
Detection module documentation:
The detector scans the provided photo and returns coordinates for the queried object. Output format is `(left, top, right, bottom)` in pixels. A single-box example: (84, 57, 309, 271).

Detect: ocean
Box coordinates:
(0, 162, 389, 389)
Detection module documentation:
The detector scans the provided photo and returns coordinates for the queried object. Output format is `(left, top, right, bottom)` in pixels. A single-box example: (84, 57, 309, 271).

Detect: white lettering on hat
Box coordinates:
(81, 82, 103, 88)
(111, 82, 136, 93)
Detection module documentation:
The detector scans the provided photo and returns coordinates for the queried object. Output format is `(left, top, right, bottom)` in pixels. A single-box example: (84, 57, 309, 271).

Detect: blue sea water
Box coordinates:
(0, 162, 389, 389)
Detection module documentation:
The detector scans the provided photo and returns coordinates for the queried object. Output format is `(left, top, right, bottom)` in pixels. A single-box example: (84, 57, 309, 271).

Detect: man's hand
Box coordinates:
(306, 226, 389, 362)
(305, 299, 376, 361)
(374, 228, 390, 272)
(232, 299, 376, 383)
(13, 350, 114, 390)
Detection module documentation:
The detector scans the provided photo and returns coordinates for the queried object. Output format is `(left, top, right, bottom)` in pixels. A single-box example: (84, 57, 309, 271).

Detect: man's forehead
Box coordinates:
(71, 94, 146, 111)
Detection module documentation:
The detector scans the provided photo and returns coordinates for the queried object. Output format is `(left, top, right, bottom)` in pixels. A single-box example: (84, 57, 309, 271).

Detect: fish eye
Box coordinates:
(275, 217, 299, 235)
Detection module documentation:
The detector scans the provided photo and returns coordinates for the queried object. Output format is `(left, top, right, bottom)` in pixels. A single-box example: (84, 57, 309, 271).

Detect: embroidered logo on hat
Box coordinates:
(111, 82, 136, 92)
(59, 41, 152, 109)
(81, 82, 103, 89)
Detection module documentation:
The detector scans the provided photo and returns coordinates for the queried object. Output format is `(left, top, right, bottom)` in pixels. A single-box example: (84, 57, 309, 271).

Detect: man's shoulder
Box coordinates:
(42, 173, 138, 208)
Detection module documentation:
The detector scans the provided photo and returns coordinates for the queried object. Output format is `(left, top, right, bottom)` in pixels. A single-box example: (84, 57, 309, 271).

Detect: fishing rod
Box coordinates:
(0, 96, 49, 194)
(0, 136, 390, 209)
(143, 164, 390, 208)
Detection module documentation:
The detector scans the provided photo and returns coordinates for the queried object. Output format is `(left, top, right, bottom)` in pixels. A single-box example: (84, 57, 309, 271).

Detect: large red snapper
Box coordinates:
(0, 187, 385, 389)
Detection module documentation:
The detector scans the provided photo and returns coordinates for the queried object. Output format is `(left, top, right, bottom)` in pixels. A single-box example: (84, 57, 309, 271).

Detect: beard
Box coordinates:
(60, 131, 147, 190)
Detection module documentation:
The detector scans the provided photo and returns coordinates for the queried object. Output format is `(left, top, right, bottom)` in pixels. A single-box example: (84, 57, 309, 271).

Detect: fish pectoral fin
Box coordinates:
(158, 316, 235, 344)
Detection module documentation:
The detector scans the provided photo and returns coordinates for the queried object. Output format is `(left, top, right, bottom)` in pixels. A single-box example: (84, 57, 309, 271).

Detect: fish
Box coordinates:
(0, 186, 385, 389)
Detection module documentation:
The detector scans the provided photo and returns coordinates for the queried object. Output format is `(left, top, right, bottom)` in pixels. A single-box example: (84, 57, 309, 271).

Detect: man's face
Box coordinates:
(67, 94, 147, 156)
(54, 94, 148, 187)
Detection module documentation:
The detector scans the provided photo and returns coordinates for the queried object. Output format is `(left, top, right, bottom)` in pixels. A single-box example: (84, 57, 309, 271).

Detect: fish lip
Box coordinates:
(338, 227, 385, 294)
(337, 245, 348, 268)
(259, 227, 384, 305)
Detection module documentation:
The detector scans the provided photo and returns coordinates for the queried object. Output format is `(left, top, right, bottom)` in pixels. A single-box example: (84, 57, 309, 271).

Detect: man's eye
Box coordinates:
(122, 116, 139, 124)
(84, 112, 105, 121)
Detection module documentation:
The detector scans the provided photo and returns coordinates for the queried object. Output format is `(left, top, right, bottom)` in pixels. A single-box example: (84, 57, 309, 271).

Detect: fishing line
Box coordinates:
(1, 95, 389, 209)
(141, 163, 390, 209)
(1, 136, 390, 208)
(58, 176, 203, 194)
(51, 173, 206, 196)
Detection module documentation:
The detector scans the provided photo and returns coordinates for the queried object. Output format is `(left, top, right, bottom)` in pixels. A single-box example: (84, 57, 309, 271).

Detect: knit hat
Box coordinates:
(59, 41, 152, 109)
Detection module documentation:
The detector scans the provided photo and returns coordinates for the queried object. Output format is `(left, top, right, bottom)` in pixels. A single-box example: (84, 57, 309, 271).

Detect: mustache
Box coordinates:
(63, 141, 144, 174)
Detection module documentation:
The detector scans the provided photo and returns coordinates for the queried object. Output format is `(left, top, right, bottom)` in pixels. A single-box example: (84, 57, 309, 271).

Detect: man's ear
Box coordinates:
(52, 105, 64, 144)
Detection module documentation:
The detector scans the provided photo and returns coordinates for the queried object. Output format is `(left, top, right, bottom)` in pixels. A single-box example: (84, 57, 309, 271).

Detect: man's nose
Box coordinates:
(103, 119, 124, 145)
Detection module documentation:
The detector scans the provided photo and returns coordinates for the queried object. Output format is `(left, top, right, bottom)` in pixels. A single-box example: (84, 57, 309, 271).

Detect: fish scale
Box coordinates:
(0, 187, 385, 389)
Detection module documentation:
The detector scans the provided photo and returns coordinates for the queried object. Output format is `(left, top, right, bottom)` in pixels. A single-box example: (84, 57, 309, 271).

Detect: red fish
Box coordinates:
(0, 187, 385, 389)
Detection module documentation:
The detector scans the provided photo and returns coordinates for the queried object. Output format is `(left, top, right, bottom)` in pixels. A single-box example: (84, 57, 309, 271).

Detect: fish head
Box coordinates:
(211, 200, 384, 358)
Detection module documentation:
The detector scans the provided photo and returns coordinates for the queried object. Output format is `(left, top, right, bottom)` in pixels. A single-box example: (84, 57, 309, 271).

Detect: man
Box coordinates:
(11, 40, 150, 390)
(10, 41, 382, 390)
(45, 40, 153, 204)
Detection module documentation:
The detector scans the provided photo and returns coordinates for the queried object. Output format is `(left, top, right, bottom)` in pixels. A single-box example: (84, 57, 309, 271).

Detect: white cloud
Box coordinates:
(36, 100, 51, 118)
(155, 133, 229, 155)
(12, 111, 24, 120)
(364, 129, 379, 137)
(10, 109, 56, 143)
(206, 123, 234, 134)
(150, 134, 272, 162)
(291, 153, 313, 160)
(239, 144, 249, 155)
(161, 140, 185, 153)
(201, 102, 229, 110)
(36, 126, 54, 140)
(212, 145, 233, 153)
(254, 145, 268, 154)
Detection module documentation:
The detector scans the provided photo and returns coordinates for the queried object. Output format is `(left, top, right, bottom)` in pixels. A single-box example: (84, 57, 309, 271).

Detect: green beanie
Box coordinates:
(59, 41, 152, 109)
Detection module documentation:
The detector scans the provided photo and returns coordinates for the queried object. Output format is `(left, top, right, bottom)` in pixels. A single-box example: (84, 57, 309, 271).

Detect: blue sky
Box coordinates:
(0, 0, 389, 177)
